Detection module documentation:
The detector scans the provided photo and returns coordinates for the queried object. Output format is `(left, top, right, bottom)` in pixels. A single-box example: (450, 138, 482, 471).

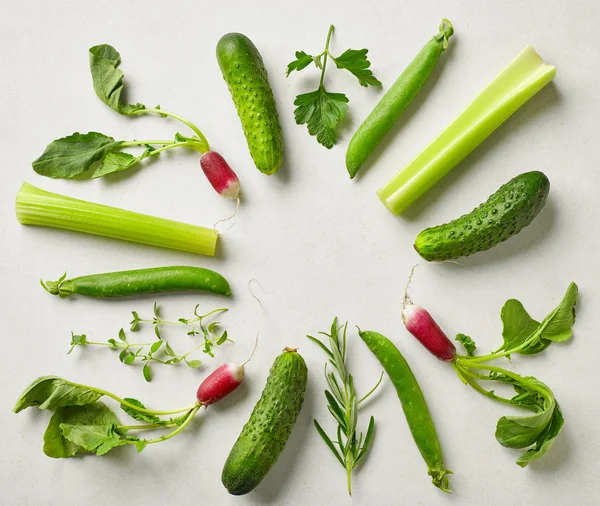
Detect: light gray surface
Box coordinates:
(1, 0, 598, 504)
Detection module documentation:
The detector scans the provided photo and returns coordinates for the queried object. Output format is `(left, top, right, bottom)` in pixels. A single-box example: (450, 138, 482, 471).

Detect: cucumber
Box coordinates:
(216, 33, 283, 175)
(414, 171, 549, 261)
(221, 348, 308, 495)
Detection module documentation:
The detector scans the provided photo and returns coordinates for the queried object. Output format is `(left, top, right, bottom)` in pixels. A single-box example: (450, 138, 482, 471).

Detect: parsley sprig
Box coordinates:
(287, 25, 381, 148)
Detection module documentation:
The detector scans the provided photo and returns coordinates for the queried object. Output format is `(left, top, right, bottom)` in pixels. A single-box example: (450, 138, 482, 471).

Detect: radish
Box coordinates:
(197, 362, 245, 405)
(200, 151, 240, 200)
(402, 266, 456, 362)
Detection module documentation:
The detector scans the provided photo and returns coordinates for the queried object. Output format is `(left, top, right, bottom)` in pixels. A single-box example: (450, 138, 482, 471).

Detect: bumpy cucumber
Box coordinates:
(216, 33, 283, 175)
(415, 171, 549, 261)
(221, 348, 308, 495)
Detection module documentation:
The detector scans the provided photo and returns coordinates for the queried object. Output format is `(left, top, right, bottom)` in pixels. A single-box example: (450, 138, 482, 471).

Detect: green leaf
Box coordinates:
(516, 404, 564, 467)
(164, 343, 176, 356)
(314, 419, 344, 467)
(207, 321, 220, 334)
(135, 440, 148, 452)
(92, 151, 139, 178)
(119, 349, 128, 363)
(154, 326, 161, 340)
(43, 402, 119, 458)
(120, 398, 162, 424)
(286, 51, 315, 76)
(455, 333, 477, 356)
(150, 341, 163, 353)
(307, 334, 335, 360)
(293, 87, 349, 149)
(153, 302, 160, 318)
(355, 415, 375, 465)
(217, 331, 228, 345)
(89, 44, 145, 116)
(60, 422, 127, 456)
(106, 338, 119, 348)
(334, 49, 381, 87)
(130, 312, 140, 332)
(178, 318, 188, 324)
(32, 132, 122, 179)
(324, 390, 347, 431)
(124, 352, 136, 365)
(186, 360, 201, 369)
(143, 363, 152, 382)
(538, 282, 578, 342)
(501, 299, 549, 355)
(118, 328, 127, 342)
(14, 376, 102, 413)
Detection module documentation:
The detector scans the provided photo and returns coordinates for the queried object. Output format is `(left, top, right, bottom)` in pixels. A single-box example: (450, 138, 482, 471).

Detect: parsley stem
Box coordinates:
(135, 108, 210, 152)
(320, 25, 335, 88)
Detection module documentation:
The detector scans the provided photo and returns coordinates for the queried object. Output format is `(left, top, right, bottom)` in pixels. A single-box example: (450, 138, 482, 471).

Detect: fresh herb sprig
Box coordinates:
(70, 303, 231, 382)
(287, 26, 381, 148)
(308, 318, 383, 495)
(453, 282, 578, 467)
(33, 44, 210, 179)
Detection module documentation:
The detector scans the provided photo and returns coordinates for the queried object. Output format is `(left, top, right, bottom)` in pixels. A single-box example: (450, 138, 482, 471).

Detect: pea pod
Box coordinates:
(359, 330, 452, 492)
(41, 266, 231, 298)
(346, 19, 454, 178)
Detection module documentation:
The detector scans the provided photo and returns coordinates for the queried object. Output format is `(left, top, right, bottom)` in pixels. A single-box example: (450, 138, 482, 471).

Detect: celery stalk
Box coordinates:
(377, 45, 556, 215)
(16, 183, 218, 256)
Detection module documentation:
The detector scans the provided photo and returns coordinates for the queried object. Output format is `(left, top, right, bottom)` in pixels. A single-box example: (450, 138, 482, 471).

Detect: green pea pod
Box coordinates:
(346, 19, 454, 178)
(41, 266, 231, 298)
(359, 330, 452, 492)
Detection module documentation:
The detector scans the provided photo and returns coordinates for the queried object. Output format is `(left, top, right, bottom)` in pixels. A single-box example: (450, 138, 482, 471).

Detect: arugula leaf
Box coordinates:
(60, 422, 127, 456)
(120, 398, 163, 425)
(501, 299, 550, 355)
(286, 51, 315, 76)
(43, 402, 119, 458)
(334, 49, 381, 87)
(32, 132, 122, 179)
(92, 151, 139, 178)
(538, 282, 578, 342)
(14, 376, 102, 413)
(455, 333, 477, 356)
(89, 44, 145, 116)
(294, 88, 349, 149)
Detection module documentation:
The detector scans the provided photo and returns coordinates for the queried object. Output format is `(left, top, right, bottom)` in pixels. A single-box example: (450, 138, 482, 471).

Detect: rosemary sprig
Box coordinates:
(307, 318, 383, 496)
(69, 303, 232, 381)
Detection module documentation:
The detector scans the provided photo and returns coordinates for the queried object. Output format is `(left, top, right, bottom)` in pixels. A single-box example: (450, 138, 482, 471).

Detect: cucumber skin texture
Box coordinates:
(346, 37, 445, 178)
(415, 171, 550, 261)
(359, 331, 447, 484)
(217, 33, 283, 175)
(222, 349, 308, 495)
(61, 266, 231, 297)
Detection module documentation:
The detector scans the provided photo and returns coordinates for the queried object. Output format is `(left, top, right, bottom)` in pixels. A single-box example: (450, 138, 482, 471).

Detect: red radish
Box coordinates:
(200, 151, 240, 200)
(402, 304, 456, 361)
(402, 265, 456, 362)
(197, 362, 245, 405)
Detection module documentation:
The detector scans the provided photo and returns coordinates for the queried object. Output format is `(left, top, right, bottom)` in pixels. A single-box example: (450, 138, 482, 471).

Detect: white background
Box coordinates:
(1, 0, 598, 504)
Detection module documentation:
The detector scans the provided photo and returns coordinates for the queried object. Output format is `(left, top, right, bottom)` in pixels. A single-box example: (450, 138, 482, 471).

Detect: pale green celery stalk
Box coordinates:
(377, 45, 556, 215)
(16, 183, 218, 256)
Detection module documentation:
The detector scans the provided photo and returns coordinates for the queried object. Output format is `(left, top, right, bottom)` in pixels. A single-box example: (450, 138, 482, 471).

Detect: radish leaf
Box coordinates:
(13, 376, 102, 413)
(92, 151, 139, 178)
(455, 333, 477, 356)
(60, 422, 127, 456)
(537, 282, 578, 342)
(501, 300, 550, 355)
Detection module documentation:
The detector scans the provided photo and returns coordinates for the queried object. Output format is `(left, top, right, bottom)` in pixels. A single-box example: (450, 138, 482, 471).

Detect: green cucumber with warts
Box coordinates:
(221, 348, 308, 495)
(216, 33, 283, 175)
(415, 171, 549, 261)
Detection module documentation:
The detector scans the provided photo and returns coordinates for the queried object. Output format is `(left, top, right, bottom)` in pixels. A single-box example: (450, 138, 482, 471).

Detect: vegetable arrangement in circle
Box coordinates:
(12, 16, 574, 498)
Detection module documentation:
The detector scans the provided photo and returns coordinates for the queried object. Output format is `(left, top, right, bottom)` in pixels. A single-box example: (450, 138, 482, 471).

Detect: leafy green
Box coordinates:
(455, 333, 477, 356)
(501, 300, 550, 355)
(92, 152, 139, 178)
(287, 25, 379, 148)
(516, 404, 564, 467)
(13, 376, 103, 413)
(32, 132, 122, 178)
(120, 398, 163, 425)
(286, 51, 315, 75)
(538, 282, 578, 342)
(43, 402, 119, 458)
(334, 49, 381, 87)
(294, 88, 349, 149)
(60, 422, 128, 456)
(89, 44, 145, 115)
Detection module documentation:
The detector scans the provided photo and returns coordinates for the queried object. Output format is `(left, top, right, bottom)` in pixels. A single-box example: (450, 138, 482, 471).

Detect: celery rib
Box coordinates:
(16, 183, 218, 256)
(377, 45, 556, 215)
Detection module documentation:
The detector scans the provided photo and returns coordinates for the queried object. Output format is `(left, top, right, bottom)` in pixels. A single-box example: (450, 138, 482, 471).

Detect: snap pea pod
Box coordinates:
(346, 19, 454, 178)
(359, 330, 452, 492)
(41, 266, 231, 298)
